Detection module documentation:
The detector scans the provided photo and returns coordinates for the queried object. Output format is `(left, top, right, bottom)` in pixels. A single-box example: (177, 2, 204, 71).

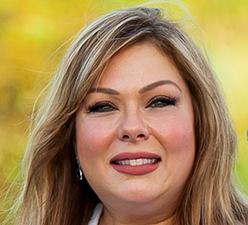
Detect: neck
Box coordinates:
(98, 204, 179, 225)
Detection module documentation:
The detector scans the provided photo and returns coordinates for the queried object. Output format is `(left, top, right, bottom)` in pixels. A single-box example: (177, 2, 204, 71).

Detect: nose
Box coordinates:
(117, 111, 150, 142)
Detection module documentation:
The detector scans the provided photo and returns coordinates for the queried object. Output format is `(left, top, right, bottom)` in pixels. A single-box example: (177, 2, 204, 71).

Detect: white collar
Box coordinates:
(88, 203, 103, 225)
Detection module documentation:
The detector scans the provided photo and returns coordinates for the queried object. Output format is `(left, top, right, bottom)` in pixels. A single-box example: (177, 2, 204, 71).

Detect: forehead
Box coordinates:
(92, 42, 186, 92)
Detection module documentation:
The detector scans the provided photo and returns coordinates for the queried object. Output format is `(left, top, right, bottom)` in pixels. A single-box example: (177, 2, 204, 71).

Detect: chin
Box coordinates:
(115, 186, 163, 204)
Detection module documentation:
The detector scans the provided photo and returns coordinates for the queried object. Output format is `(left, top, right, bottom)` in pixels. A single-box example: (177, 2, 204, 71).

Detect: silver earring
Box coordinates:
(76, 157, 83, 180)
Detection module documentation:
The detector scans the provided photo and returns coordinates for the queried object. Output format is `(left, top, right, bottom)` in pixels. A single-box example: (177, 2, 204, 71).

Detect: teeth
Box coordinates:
(136, 158, 142, 166)
(115, 158, 157, 166)
(130, 159, 136, 166)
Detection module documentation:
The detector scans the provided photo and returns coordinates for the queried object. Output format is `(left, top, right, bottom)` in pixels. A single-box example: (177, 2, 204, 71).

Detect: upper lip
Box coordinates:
(110, 152, 161, 163)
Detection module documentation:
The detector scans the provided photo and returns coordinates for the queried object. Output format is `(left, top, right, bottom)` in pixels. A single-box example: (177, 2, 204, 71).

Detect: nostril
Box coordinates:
(123, 135, 130, 139)
(120, 132, 148, 142)
(137, 134, 145, 138)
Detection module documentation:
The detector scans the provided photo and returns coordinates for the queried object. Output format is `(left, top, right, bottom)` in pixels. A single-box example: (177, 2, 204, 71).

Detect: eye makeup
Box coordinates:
(86, 101, 117, 113)
(146, 95, 179, 108)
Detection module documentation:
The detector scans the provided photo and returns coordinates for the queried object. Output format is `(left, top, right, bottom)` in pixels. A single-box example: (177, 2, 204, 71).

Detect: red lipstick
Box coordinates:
(110, 152, 161, 175)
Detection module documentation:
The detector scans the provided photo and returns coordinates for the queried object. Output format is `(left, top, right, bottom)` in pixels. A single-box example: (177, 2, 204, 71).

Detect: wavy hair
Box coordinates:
(17, 6, 248, 225)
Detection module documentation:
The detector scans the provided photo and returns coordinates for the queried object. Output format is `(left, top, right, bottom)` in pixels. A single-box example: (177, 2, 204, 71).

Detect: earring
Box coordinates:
(76, 157, 83, 180)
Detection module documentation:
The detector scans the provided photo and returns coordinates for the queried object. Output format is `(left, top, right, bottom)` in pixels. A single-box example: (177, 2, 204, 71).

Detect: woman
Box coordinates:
(17, 6, 248, 225)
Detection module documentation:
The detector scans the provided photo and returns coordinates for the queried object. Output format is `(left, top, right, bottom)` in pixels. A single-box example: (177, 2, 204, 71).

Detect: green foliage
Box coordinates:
(1, 0, 248, 223)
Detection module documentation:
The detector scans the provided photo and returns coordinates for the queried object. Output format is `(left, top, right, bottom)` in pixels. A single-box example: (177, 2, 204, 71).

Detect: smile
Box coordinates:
(110, 152, 161, 175)
(115, 158, 158, 166)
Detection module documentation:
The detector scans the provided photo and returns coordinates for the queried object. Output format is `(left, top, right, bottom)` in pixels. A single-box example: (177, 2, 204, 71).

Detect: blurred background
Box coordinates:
(0, 0, 247, 223)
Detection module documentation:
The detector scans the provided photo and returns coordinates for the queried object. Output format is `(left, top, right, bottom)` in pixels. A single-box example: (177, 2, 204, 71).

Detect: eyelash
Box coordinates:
(87, 101, 117, 113)
(146, 96, 178, 108)
(86, 96, 178, 113)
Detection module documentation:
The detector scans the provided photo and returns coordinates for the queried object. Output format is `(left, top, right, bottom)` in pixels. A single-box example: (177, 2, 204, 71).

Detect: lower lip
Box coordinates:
(111, 162, 160, 175)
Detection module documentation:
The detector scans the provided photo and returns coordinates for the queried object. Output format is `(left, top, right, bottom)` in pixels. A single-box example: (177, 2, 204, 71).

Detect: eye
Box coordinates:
(146, 96, 178, 108)
(87, 101, 117, 113)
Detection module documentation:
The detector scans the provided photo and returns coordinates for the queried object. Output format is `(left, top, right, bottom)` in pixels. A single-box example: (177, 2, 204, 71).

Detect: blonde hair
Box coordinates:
(17, 6, 248, 225)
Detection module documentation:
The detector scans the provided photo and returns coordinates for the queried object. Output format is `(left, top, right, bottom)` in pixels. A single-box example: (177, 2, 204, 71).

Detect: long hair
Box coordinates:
(17, 6, 248, 225)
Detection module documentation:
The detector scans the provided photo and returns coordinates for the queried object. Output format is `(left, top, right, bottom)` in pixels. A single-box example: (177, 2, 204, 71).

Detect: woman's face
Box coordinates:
(76, 43, 195, 217)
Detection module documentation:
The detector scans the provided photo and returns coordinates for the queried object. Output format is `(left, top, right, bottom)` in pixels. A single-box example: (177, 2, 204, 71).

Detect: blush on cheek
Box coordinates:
(165, 124, 195, 153)
(76, 127, 112, 155)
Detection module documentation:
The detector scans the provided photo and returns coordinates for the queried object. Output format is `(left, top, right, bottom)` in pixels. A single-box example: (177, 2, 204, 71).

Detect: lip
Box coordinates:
(110, 152, 161, 175)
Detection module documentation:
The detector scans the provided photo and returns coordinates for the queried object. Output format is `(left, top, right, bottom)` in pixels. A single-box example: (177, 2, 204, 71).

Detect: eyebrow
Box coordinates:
(88, 80, 182, 95)
(139, 80, 182, 94)
(88, 87, 120, 95)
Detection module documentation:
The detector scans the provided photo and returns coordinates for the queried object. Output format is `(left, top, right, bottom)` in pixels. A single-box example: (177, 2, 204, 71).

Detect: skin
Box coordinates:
(76, 42, 195, 225)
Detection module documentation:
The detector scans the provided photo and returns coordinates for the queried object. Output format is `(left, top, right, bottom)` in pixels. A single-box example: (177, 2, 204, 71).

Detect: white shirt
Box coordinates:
(88, 203, 103, 225)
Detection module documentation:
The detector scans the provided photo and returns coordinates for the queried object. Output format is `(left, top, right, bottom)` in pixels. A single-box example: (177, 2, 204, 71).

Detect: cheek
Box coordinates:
(75, 121, 108, 175)
(151, 111, 195, 154)
(158, 113, 195, 181)
(75, 118, 115, 156)
(168, 124, 195, 150)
